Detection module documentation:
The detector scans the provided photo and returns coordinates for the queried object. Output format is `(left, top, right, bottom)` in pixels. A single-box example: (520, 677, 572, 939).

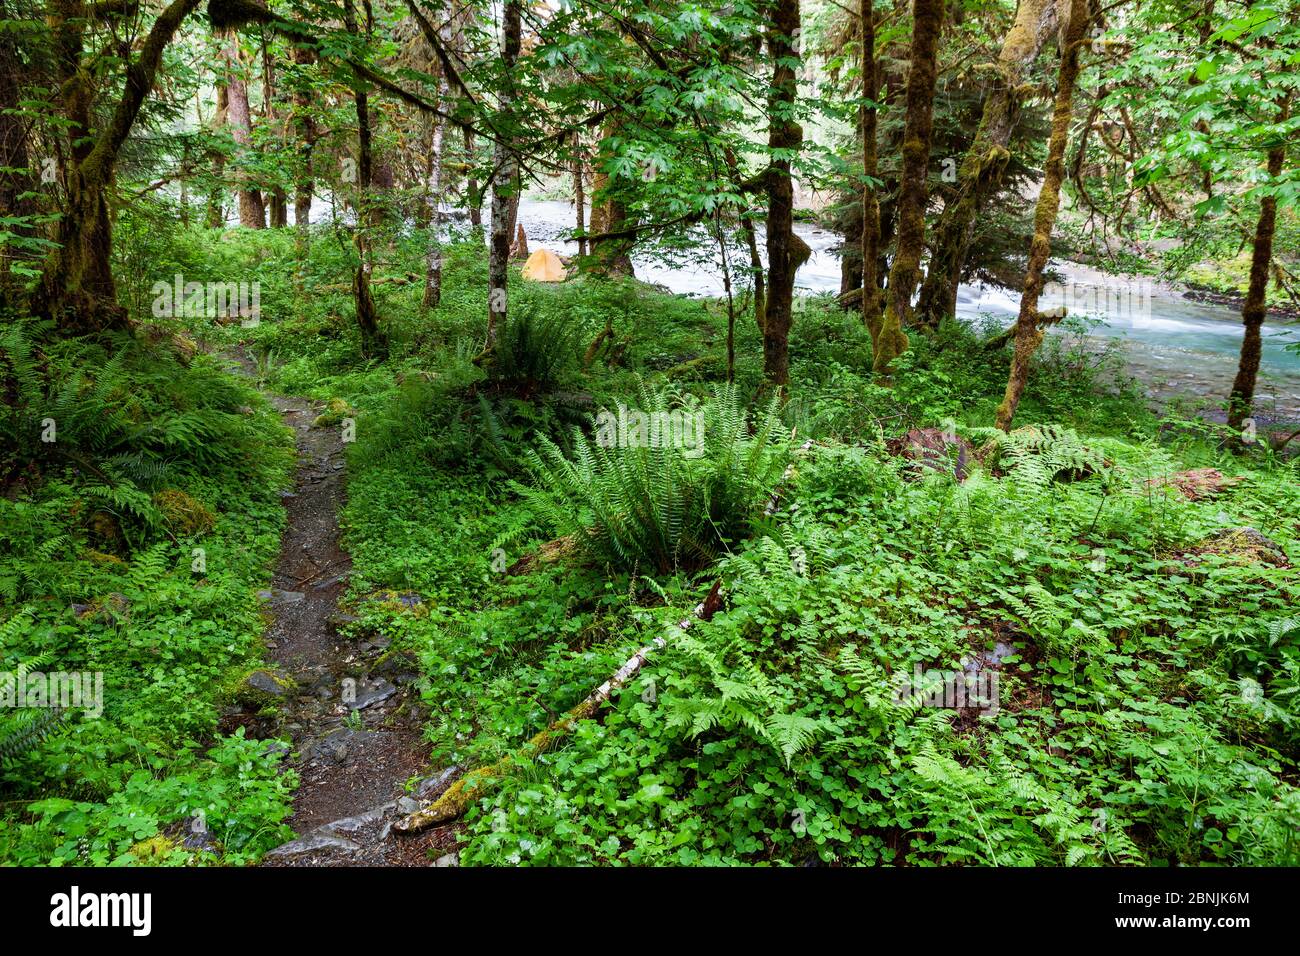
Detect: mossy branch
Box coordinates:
(392, 580, 725, 834)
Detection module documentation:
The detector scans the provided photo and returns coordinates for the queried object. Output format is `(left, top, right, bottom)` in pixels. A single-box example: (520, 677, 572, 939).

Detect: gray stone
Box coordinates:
(348, 678, 397, 711)
(313, 728, 371, 764)
(396, 796, 421, 815)
(257, 588, 305, 603)
(245, 670, 290, 697)
(415, 765, 461, 798)
(322, 802, 395, 834)
(265, 832, 362, 857)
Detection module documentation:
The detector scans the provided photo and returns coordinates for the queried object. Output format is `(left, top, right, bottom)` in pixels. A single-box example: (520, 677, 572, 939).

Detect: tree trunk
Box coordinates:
(38, 0, 201, 332)
(915, 0, 1058, 329)
(224, 38, 265, 229)
(761, 0, 805, 387)
(860, 0, 883, 346)
(0, 0, 34, 294)
(588, 197, 635, 276)
(573, 129, 587, 258)
(724, 147, 766, 332)
(722, 146, 767, 333)
(290, 45, 314, 298)
(743, 213, 766, 333)
(206, 84, 229, 228)
(44, 169, 120, 330)
(423, 80, 449, 309)
(464, 126, 482, 229)
(0, 0, 32, 225)
(352, 84, 383, 356)
(995, 0, 1088, 430)
(344, 0, 384, 357)
(840, 201, 863, 296)
(875, 0, 945, 376)
(268, 191, 288, 226)
(1227, 98, 1289, 433)
(262, 38, 288, 227)
(487, 0, 521, 347)
(586, 122, 636, 278)
(292, 46, 316, 228)
(179, 140, 190, 227)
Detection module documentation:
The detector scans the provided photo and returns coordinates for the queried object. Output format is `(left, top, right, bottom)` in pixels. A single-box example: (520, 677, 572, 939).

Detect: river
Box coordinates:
(509, 199, 1300, 423)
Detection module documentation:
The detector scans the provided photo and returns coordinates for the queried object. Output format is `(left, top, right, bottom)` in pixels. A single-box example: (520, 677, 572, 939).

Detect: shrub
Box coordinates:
(518, 382, 790, 573)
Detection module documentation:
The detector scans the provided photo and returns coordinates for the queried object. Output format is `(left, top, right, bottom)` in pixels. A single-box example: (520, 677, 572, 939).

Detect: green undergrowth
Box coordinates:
(19, 218, 1294, 867)
(0, 322, 297, 865)
(186, 226, 1300, 866)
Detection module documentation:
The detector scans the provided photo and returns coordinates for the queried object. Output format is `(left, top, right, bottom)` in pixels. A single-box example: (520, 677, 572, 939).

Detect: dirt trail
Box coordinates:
(220, 353, 459, 866)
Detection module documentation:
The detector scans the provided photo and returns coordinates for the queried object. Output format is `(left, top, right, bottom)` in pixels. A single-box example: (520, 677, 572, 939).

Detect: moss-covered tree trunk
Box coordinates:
(914, 0, 1058, 329)
(206, 83, 229, 229)
(840, 203, 863, 296)
(588, 196, 635, 276)
(487, 0, 521, 347)
(1227, 98, 1289, 433)
(588, 164, 607, 244)
(995, 0, 1088, 431)
(860, 0, 883, 347)
(261, 40, 288, 228)
(875, 0, 945, 377)
(761, 0, 804, 387)
(0, 0, 33, 269)
(290, 45, 314, 299)
(586, 123, 636, 278)
(38, 0, 201, 333)
(463, 127, 482, 230)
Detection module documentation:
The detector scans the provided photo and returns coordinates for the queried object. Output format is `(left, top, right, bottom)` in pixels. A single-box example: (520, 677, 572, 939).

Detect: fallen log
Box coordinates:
(393, 437, 814, 834)
(392, 580, 724, 833)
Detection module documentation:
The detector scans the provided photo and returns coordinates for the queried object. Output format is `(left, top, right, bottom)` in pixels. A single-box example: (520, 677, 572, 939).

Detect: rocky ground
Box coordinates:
(218, 354, 463, 867)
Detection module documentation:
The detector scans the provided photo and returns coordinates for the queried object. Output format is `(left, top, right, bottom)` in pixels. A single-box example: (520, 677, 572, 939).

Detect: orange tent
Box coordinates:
(521, 247, 567, 282)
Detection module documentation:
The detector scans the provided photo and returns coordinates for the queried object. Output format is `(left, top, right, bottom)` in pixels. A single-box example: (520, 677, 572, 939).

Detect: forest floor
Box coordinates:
(224, 352, 459, 867)
(4, 230, 1297, 868)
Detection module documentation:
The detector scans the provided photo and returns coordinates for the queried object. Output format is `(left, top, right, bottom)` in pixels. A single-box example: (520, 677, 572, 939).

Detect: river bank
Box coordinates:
(502, 198, 1300, 425)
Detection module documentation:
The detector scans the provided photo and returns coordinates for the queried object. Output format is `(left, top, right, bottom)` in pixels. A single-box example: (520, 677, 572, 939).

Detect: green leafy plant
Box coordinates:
(518, 381, 791, 573)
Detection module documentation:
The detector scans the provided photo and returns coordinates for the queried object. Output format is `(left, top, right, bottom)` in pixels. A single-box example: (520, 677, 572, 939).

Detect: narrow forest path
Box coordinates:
(219, 350, 460, 866)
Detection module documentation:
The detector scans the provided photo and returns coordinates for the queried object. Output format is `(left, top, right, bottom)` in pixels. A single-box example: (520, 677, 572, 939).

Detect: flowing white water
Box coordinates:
(509, 199, 1300, 419)
(298, 194, 1300, 419)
